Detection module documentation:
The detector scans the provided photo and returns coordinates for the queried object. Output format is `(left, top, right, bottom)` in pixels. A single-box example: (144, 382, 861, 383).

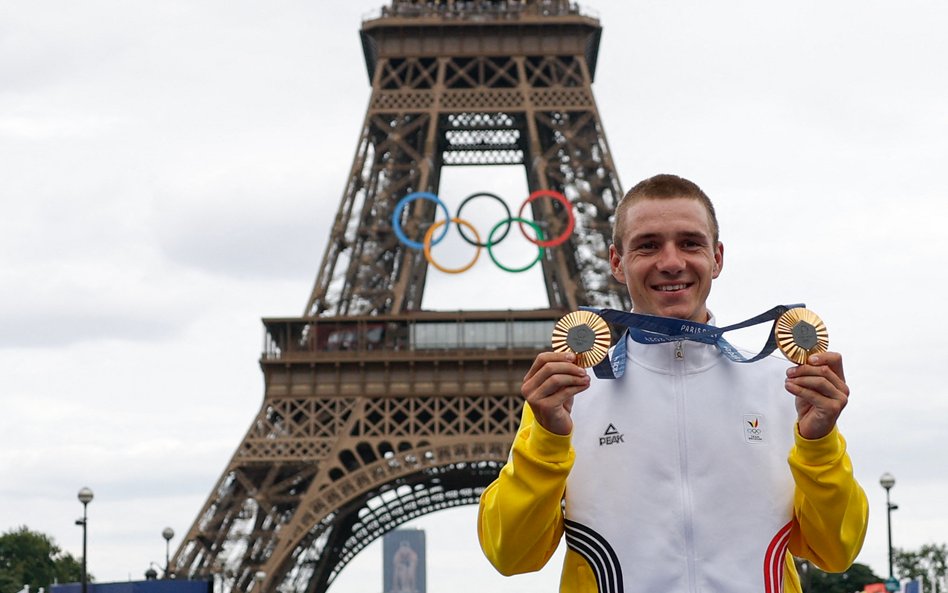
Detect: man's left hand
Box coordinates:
(785, 351, 849, 440)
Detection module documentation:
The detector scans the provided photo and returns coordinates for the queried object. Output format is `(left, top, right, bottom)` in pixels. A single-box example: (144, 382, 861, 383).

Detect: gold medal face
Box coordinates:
(552, 310, 611, 368)
(774, 308, 829, 364)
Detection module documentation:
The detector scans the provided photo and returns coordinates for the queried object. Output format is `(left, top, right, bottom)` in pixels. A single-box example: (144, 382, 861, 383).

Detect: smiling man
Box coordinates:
(478, 174, 868, 593)
(611, 184, 722, 324)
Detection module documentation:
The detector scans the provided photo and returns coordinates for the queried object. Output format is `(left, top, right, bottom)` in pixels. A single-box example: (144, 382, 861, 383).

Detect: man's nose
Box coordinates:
(656, 244, 685, 272)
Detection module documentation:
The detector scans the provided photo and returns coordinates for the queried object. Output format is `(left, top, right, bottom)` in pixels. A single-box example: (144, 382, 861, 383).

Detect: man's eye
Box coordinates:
(636, 242, 657, 251)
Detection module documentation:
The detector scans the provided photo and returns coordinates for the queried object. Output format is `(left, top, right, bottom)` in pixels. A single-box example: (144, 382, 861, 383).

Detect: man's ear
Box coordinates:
(712, 241, 724, 279)
(609, 244, 624, 282)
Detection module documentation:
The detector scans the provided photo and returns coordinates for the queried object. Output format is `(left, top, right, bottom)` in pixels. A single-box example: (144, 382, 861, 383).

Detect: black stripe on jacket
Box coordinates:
(564, 519, 624, 593)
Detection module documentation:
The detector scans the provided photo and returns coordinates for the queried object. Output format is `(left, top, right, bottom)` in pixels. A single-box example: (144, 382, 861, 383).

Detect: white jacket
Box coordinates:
(566, 335, 797, 593)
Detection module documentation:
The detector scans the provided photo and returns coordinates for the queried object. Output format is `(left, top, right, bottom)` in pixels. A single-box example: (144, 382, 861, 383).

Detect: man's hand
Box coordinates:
(785, 351, 849, 440)
(522, 351, 591, 436)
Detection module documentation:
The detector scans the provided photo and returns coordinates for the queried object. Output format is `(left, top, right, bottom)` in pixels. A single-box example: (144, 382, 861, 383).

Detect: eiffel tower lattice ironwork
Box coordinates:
(172, 2, 630, 591)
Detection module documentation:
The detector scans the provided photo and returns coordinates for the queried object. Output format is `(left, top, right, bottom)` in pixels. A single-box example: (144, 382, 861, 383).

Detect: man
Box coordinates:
(477, 174, 868, 593)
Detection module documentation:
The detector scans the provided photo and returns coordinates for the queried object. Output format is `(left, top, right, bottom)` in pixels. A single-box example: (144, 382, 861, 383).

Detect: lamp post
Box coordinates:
(880, 472, 897, 579)
(76, 487, 94, 593)
(162, 527, 175, 578)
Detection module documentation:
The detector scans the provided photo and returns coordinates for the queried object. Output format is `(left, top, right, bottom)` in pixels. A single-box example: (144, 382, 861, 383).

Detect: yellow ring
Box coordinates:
(423, 217, 481, 274)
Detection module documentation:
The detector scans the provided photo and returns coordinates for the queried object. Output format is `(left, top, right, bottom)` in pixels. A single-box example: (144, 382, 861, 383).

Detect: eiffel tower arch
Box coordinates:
(172, 2, 630, 591)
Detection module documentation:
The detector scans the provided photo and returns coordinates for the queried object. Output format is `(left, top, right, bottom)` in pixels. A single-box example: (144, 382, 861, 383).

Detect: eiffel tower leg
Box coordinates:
(519, 54, 629, 311)
(305, 108, 438, 318)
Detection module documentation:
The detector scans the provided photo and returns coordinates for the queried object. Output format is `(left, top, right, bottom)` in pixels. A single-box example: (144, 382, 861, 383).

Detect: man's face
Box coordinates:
(610, 197, 723, 322)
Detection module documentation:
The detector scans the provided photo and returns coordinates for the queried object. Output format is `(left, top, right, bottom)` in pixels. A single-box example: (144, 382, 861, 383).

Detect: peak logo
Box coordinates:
(743, 414, 765, 444)
(599, 423, 625, 446)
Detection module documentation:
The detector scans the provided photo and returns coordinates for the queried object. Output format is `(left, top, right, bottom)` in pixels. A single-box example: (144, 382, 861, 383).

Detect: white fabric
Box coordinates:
(565, 332, 797, 593)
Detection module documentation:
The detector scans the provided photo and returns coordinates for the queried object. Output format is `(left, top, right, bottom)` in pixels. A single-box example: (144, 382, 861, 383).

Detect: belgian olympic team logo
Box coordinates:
(391, 190, 576, 274)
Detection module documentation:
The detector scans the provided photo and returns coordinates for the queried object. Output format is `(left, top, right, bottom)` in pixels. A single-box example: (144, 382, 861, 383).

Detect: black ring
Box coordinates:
(455, 192, 512, 247)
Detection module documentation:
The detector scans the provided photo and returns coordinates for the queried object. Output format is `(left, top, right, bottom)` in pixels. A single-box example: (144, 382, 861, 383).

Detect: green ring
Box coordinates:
(487, 217, 545, 273)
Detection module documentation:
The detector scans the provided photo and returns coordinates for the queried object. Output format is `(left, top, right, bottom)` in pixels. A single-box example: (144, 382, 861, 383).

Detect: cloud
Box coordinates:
(153, 182, 331, 282)
(0, 249, 207, 348)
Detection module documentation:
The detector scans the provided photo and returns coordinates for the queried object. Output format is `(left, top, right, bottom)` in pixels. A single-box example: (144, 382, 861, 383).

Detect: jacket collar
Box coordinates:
(620, 312, 724, 374)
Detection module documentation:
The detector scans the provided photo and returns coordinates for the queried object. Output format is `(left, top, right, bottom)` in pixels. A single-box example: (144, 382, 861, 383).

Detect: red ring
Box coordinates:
(517, 190, 575, 248)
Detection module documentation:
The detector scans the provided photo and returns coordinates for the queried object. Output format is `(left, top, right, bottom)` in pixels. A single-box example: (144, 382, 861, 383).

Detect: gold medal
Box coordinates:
(552, 310, 611, 368)
(774, 307, 829, 364)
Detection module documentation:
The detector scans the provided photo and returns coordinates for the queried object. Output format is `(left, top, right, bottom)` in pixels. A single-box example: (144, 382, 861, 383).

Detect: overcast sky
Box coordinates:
(2, 1, 948, 591)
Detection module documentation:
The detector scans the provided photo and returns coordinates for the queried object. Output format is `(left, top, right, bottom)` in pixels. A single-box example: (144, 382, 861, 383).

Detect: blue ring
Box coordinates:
(392, 192, 451, 250)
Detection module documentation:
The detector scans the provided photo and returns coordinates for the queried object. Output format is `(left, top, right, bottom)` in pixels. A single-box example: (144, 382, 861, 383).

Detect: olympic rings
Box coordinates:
(487, 217, 545, 273)
(517, 190, 575, 248)
(392, 192, 451, 250)
(390, 190, 574, 273)
(424, 218, 481, 274)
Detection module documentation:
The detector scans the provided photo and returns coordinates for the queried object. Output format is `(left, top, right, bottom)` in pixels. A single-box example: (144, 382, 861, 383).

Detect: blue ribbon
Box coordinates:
(579, 304, 804, 379)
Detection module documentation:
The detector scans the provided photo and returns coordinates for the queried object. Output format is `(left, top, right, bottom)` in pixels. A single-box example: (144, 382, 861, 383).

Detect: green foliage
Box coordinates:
(895, 543, 948, 593)
(0, 526, 87, 593)
(796, 559, 882, 593)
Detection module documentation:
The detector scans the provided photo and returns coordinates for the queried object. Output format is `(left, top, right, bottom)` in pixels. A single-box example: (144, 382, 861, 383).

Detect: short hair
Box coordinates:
(612, 174, 720, 251)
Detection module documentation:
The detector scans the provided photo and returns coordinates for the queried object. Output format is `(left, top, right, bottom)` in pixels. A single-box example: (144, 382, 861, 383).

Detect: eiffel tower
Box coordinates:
(172, 2, 630, 591)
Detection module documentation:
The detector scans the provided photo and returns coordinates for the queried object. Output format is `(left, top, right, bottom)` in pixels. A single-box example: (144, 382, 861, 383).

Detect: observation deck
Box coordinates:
(263, 309, 561, 362)
(261, 309, 564, 400)
(360, 0, 603, 83)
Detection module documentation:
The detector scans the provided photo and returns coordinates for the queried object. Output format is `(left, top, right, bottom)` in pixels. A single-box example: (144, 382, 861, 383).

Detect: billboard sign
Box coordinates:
(383, 529, 426, 593)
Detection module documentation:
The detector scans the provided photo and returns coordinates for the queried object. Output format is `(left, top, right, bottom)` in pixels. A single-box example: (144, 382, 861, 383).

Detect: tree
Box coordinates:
(796, 558, 882, 593)
(895, 543, 948, 593)
(0, 526, 86, 593)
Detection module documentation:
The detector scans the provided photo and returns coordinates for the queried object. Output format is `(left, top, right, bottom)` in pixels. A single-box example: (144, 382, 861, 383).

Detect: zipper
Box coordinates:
(673, 340, 697, 591)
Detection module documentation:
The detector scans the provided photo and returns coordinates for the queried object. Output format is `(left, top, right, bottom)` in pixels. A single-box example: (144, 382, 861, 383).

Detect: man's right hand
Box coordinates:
(521, 351, 591, 436)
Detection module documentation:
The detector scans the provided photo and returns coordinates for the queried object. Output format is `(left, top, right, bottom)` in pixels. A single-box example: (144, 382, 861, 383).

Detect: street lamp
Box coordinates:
(162, 527, 175, 578)
(880, 472, 897, 579)
(76, 487, 94, 593)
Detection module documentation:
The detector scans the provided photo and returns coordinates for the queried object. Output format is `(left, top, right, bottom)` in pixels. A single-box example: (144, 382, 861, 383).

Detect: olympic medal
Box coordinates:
(774, 308, 829, 365)
(552, 310, 611, 368)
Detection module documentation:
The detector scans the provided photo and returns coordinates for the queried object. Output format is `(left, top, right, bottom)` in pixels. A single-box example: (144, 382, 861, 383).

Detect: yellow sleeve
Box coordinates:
(477, 404, 574, 576)
(787, 425, 869, 572)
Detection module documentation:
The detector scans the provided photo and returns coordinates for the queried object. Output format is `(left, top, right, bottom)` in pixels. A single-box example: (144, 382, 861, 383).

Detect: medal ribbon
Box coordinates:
(579, 304, 805, 379)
